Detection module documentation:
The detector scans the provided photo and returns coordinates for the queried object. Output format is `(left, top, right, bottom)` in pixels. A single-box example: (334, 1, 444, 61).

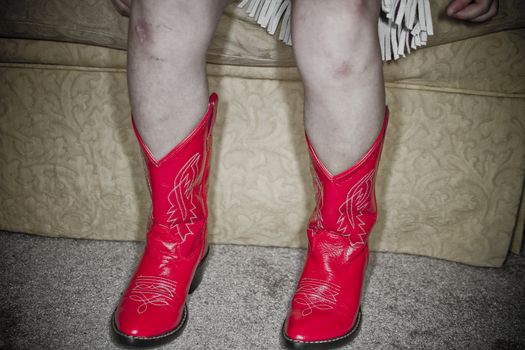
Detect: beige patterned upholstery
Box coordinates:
(0, 0, 523, 266)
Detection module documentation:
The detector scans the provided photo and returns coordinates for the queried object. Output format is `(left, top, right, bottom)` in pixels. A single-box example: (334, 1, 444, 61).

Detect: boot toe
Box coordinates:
(113, 302, 186, 339)
(284, 307, 360, 343)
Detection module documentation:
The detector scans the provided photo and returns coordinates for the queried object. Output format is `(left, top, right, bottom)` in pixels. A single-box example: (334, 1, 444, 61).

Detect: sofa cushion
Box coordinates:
(0, 0, 524, 67)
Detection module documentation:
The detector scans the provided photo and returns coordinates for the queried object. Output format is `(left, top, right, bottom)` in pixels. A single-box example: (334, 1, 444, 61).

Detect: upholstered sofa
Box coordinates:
(1, 0, 524, 267)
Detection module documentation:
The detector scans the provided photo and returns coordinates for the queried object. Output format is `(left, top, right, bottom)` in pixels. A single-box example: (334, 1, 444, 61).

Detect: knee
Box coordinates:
(129, 16, 179, 62)
(129, 1, 215, 62)
(294, 44, 381, 89)
(292, 0, 382, 86)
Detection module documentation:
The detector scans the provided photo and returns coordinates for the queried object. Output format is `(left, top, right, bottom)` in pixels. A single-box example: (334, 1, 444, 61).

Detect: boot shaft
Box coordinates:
(306, 107, 389, 250)
(130, 93, 218, 244)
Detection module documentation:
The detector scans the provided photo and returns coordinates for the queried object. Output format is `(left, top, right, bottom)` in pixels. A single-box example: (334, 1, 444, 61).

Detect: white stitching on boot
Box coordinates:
(129, 275, 178, 314)
(294, 278, 341, 316)
(166, 153, 201, 243)
(337, 169, 375, 248)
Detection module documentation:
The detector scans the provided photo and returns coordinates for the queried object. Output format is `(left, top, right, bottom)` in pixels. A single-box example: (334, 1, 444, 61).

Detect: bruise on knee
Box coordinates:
(333, 61, 353, 79)
(132, 19, 167, 62)
(134, 18, 152, 45)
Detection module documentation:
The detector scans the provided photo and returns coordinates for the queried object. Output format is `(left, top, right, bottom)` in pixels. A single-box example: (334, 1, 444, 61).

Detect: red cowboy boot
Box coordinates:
(283, 107, 389, 349)
(111, 93, 218, 347)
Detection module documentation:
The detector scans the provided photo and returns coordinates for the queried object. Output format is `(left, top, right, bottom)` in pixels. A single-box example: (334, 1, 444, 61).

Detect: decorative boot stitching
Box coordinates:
(129, 275, 178, 314)
(336, 169, 375, 248)
(166, 153, 201, 243)
(294, 278, 341, 316)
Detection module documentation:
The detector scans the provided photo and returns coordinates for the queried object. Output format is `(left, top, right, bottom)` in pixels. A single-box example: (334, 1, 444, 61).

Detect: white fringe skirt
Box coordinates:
(238, 0, 434, 61)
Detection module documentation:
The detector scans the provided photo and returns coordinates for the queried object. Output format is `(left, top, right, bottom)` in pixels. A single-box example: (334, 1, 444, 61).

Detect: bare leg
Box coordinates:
(127, 0, 231, 160)
(291, 0, 385, 175)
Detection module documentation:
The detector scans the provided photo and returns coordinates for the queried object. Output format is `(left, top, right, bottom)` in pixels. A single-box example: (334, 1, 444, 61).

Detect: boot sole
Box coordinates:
(111, 248, 210, 348)
(281, 308, 362, 350)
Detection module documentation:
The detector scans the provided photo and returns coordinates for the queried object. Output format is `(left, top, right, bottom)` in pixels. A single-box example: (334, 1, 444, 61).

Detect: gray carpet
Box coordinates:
(1, 231, 524, 350)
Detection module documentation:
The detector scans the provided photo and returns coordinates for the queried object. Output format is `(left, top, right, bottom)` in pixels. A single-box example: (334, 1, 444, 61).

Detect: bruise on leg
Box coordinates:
(134, 18, 152, 45)
(133, 18, 167, 62)
(333, 60, 353, 79)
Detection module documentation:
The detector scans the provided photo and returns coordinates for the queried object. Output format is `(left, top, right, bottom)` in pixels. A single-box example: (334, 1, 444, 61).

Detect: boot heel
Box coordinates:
(189, 248, 209, 294)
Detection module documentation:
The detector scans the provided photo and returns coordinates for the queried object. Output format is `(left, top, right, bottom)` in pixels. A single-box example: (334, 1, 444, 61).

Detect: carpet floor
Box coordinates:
(1, 231, 524, 350)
